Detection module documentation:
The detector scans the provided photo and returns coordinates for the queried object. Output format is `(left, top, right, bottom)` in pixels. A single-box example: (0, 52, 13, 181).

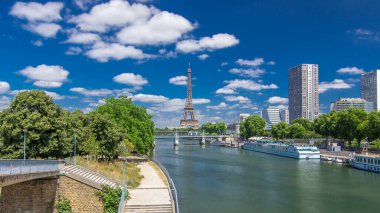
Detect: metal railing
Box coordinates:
(117, 161, 127, 213)
(151, 159, 179, 213)
(0, 160, 62, 176)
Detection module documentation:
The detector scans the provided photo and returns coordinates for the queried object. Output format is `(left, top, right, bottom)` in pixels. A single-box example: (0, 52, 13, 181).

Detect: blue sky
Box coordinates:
(0, 0, 379, 127)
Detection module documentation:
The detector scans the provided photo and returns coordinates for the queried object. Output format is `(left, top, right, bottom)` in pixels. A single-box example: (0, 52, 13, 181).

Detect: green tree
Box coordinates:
(88, 113, 126, 161)
(96, 185, 122, 213)
(291, 118, 313, 131)
(0, 91, 71, 159)
(271, 122, 289, 139)
(364, 111, 380, 142)
(201, 122, 226, 135)
(288, 123, 306, 139)
(240, 115, 266, 139)
(95, 97, 155, 154)
(335, 108, 367, 148)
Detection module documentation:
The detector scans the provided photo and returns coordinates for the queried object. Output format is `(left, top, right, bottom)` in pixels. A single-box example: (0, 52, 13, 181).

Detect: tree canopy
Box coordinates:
(240, 115, 266, 139)
(201, 122, 226, 135)
(95, 97, 155, 154)
(0, 91, 155, 159)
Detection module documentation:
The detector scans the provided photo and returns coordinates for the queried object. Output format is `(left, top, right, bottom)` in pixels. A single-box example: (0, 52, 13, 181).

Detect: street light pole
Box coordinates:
(23, 129, 26, 160)
(73, 130, 77, 165)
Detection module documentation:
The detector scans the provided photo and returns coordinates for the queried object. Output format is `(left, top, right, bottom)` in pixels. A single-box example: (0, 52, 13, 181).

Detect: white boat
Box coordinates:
(349, 154, 380, 173)
(332, 157, 344, 164)
(243, 140, 320, 159)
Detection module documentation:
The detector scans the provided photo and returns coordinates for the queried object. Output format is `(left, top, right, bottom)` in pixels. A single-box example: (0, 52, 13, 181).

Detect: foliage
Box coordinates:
(87, 113, 126, 161)
(364, 112, 380, 142)
(291, 118, 313, 131)
(240, 115, 266, 139)
(0, 91, 72, 159)
(288, 123, 306, 139)
(95, 97, 155, 154)
(0, 91, 155, 160)
(271, 122, 289, 139)
(96, 185, 123, 213)
(201, 122, 227, 135)
(57, 196, 72, 213)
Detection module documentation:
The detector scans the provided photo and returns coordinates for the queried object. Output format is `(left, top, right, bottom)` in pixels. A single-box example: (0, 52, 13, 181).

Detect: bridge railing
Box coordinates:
(0, 160, 62, 176)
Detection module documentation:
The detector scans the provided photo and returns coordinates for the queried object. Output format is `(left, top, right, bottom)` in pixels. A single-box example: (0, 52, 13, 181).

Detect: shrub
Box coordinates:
(57, 196, 72, 213)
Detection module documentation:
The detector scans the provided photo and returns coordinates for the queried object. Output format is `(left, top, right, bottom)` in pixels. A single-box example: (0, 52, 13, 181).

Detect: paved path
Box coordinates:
(125, 162, 173, 213)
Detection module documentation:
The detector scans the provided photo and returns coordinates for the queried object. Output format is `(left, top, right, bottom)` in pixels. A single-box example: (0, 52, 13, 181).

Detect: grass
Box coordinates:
(76, 156, 143, 188)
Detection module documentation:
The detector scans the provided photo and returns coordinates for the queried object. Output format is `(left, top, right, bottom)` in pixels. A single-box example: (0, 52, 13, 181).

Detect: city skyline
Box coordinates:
(1, 0, 380, 127)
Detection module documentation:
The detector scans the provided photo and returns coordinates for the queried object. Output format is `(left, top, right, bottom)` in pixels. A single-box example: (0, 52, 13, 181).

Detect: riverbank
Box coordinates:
(125, 161, 174, 213)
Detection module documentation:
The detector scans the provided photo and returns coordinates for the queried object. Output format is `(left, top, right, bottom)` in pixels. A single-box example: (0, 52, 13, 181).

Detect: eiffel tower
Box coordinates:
(180, 63, 199, 129)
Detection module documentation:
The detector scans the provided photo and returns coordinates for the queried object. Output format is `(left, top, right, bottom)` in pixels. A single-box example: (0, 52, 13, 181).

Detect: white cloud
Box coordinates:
(198, 54, 209, 60)
(221, 62, 228, 66)
(319, 79, 354, 93)
(10, 2, 63, 22)
(169, 76, 187, 85)
(337, 67, 365, 75)
(0, 96, 11, 110)
(235, 58, 264, 67)
(275, 105, 288, 110)
(69, 0, 154, 32)
(17, 64, 69, 88)
(74, 0, 100, 10)
(66, 47, 83, 55)
(224, 96, 250, 103)
(229, 68, 265, 78)
(66, 32, 100, 44)
(132, 94, 168, 103)
(25, 23, 61, 38)
(268, 61, 276, 65)
(223, 79, 278, 91)
(86, 42, 150, 62)
(151, 98, 210, 112)
(267, 96, 288, 104)
(33, 81, 63, 88)
(206, 102, 228, 110)
(0, 82, 11, 94)
(44, 91, 65, 100)
(70, 87, 114, 96)
(117, 11, 194, 45)
(10, 90, 65, 100)
(215, 87, 236, 94)
(176, 33, 239, 53)
(193, 99, 210, 104)
(32, 40, 43, 46)
(113, 73, 148, 86)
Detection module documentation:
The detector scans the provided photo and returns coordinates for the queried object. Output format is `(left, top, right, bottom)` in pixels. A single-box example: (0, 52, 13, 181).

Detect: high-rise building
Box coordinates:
(262, 106, 281, 130)
(289, 64, 319, 122)
(238, 113, 250, 123)
(361, 70, 380, 111)
(280, 109, 289, 124)
(330, 98, 374, 113)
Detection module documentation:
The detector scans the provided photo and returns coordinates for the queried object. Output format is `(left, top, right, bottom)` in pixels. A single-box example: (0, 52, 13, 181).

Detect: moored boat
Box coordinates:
(243, 140, 320, 159)
(349, 154, 380, 173)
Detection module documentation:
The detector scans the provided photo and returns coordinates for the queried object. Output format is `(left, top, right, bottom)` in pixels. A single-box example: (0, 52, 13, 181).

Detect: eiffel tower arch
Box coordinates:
(180, 64, 199, 129)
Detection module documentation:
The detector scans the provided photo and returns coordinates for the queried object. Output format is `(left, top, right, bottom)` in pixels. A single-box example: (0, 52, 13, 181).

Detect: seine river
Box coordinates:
(153, 138, 380, 213)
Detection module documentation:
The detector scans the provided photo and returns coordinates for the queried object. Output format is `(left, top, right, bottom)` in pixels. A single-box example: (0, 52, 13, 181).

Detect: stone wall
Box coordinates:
(56, 176, 103, 213)
(0, 177, 58, 213)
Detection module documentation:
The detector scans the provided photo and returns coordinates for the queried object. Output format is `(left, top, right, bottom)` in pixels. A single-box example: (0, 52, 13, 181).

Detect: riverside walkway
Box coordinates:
(125, 162, 174, 213)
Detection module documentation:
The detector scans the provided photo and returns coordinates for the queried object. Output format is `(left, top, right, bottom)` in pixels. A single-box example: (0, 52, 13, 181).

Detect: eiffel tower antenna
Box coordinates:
(180, 63, 199, 129)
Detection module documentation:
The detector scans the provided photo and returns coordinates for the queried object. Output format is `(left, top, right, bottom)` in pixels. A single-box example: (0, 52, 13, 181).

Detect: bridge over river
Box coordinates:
(155, 131, 237, 146)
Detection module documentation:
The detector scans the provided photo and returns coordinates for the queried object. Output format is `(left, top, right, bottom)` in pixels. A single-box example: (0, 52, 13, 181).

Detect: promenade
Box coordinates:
(125, 162, 173, 213)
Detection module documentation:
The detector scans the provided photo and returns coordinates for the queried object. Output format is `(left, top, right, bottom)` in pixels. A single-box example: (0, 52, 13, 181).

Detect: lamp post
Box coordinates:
(23, 129, 27, 160)
(73, 129, 77, 165)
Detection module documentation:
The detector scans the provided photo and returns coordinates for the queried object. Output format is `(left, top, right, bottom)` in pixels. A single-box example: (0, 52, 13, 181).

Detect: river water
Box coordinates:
(153, 139, 380, 213)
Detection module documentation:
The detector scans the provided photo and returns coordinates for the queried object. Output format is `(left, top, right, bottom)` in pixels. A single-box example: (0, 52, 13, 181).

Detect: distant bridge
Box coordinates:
(155, 131, 238, 146)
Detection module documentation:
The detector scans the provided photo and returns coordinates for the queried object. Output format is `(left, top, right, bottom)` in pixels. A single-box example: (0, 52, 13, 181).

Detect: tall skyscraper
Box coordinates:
(361, 70, 380, 111)
(262, 106, 281, 130)
(288, 64, 319, 122)
(280, 109, 289, 124)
